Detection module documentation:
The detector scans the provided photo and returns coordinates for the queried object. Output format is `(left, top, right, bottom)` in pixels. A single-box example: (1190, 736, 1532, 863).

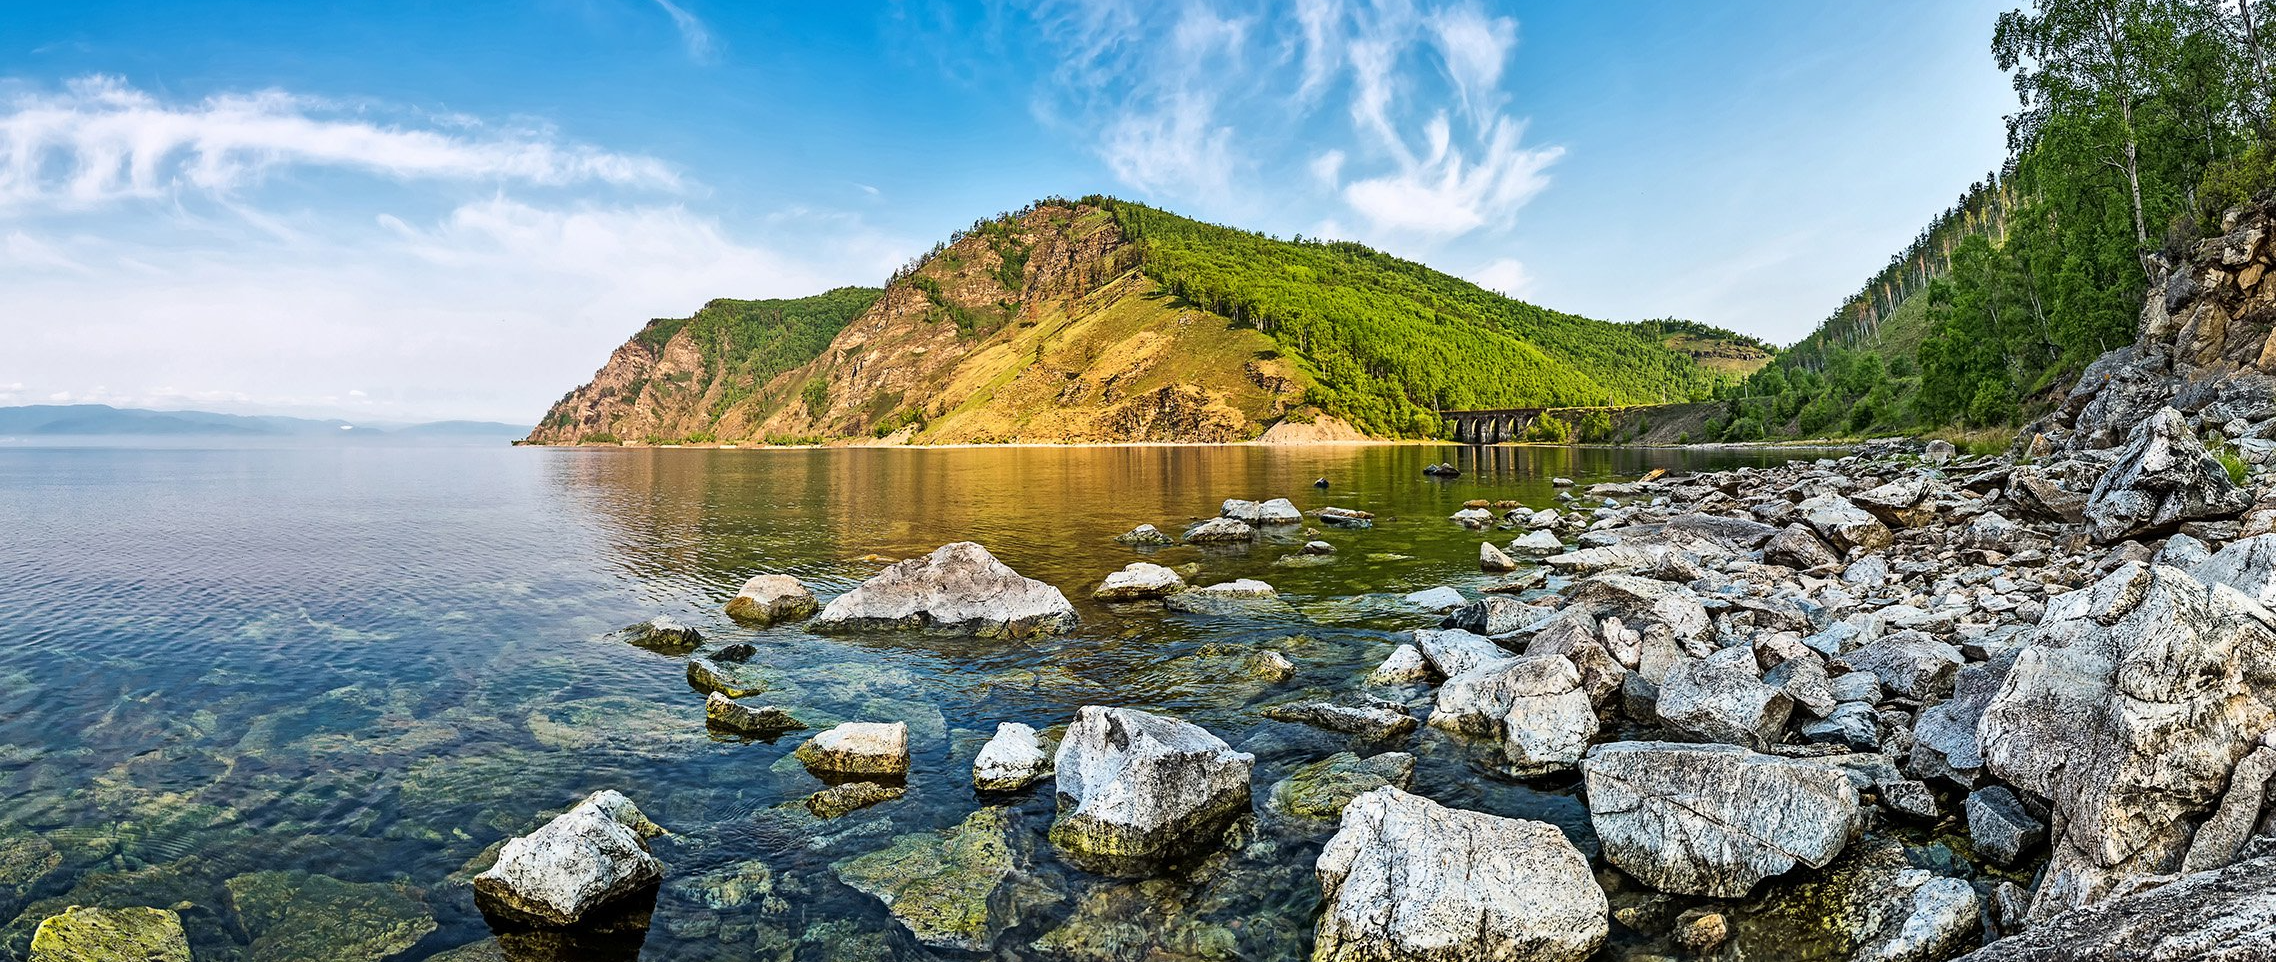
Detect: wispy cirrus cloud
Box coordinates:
(1004, 0, 1559, 244)
(652, 0, 720, 65)
(0, 75, 681, 210)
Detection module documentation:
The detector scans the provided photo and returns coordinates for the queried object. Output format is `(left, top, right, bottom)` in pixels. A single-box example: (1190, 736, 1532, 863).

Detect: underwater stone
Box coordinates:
(835, 807, 1022, 952)
(29, 906, 190, 962)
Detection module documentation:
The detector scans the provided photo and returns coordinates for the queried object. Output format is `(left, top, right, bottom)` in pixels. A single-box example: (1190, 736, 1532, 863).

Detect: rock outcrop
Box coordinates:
(2082, 407, 2252, 543)
(813, 542, 1076, 637)
(1313, 787, 1607, 962)
(1976, 561, 2276, 916)
(1955, 839, 2276, 960)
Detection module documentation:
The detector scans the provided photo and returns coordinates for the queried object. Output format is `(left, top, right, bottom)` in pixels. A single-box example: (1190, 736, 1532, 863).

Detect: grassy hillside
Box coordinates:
(1101, 200, 1749, 436)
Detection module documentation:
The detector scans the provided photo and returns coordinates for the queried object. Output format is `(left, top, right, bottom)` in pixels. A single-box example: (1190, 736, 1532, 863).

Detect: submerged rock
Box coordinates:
(28, 906, 190, 962)
(1048, 706, 1254, 873)
(225, 869, 437, 962)
(723, 575, 817, 625)
(1267, 752, 1415, 820)
(686, 643, 770, 698)
(794, 722, 911, 778)
(1315, 507, 1376, 528)
(1092, 562, 1187, 601)
(813, 542, 1077, 637)
(972, 722, 1053, 792)
(1262, 701, 1417, 741)
(835, 807, 1023, 952)
(1163, 579, 1293, 616)
(1313, 787, 1607, 962)
(473, 790, 665, 928)
(2083, 406, 2253, 544)
(806, 781, 904, 819)
(1743, 838, 1982, 962)
(1583, 742, 1862, 898)
(703, 692, 802, 736)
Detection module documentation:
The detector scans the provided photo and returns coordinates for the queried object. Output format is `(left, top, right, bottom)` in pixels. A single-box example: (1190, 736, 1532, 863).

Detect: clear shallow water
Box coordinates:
(0, 442, 1828, 961)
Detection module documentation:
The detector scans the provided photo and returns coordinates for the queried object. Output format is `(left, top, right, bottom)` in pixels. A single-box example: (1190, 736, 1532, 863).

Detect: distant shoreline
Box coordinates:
(511, 438, 1859, 452)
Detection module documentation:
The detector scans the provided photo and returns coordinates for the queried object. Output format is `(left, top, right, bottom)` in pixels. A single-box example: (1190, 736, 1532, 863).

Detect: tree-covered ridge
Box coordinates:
(1091, 199, 1748, 437)
(632, 288, 881, 370)
(1721, 0, 2276, 443)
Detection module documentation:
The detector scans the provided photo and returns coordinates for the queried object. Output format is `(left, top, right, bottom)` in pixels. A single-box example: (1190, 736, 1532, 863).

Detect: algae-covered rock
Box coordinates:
(1266, 752, 1415, 820)
(794, 722, 910, 778)
(29, 905, 191, 962)
(806, 781, 905, 819)
(1737, 838, 1981, 962)
(225, 869, 437, 962)
(704, 692, 803, 737)
(834, 807, 1024, 952)
(686, 643, 770, 698)
(613, 616, 702, 652)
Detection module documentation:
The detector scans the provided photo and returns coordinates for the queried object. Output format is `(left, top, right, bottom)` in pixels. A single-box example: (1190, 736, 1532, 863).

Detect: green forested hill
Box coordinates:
(1723, 0, 2276, 443)
(1098, 199, 1753, 436)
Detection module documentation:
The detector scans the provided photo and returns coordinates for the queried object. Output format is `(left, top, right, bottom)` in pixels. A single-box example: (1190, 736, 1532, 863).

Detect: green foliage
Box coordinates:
(1523, 413, 1575, 443)
(2218, 446, 2251, 485)
(1091, 200, 1743, 437)
(1576, 408, 1615, 443)
(1740, 0, 2276, 441)
(801, 380, 829, 414)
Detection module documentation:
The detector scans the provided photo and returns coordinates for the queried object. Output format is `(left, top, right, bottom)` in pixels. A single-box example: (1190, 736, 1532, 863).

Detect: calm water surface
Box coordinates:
(0, 442, 1829, 961)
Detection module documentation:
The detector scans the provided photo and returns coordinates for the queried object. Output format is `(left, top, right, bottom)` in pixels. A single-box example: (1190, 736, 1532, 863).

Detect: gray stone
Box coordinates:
(1183, 517, 1255, 543)
(1049, 707, 1254, 873)
(724, 575, 817, 625)
(1835, 630, 1963, 701)
(2179, 745, 2276, 873)
(2083, 407, 2252, 544)
(795, 722, 911, 777)
(1582, 742, 1862, 898)
(1978, 562, 2276, 916)
(1439, 596, 1545, 636)
(1953, 840, 2276, 960)
(1313, 787, 1607, 962)
(1261, 701, 1418, 741)
(973, 722, 1052, 792)
(704, 692, 802, 736)
(1965, 786, 2045, 867)
(1798, 493, 1895, 552)
(1092, 562, 1186, 601)
(1479, 541, 1519, 572)
(1412, 627, 1507, 678)
(1114, 523, 1174, 546)
(1365, 643, 1431, 686)
(1655, 646, 1793, 750)
(1801, 701, 1881, 751)
(1765, 523, 1841, 569)
(1508, 529, 1566, 556)
(814, 542, 1077, 637)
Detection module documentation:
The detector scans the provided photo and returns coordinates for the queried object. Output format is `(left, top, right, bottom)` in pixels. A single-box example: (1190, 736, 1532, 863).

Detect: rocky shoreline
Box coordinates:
(40, 401, 2276, 958)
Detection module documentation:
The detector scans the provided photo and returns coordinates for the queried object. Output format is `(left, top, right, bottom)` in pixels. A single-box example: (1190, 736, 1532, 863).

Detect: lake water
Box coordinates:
(0, 441, 1837, 961)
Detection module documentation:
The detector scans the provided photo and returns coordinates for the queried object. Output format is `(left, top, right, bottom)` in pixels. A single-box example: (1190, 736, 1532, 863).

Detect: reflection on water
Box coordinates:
(0, 442, 1835, 961)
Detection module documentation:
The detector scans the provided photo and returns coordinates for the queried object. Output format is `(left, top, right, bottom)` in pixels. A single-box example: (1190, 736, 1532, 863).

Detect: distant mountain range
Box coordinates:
(0, 405, 528, 440)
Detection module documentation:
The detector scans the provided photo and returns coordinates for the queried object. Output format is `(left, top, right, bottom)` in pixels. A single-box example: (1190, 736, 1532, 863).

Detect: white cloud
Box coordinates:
(0, 75, 680, 210)
(1468, 256, 1533, 297)
(652, 0, 720, 65)
(1342, 114, 1561, 237)
(1310, 149, 1346, 189)
(1425, 4, 1516, 129)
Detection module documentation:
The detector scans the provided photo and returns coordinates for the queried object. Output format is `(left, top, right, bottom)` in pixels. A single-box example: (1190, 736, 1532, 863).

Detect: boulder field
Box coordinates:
(443, 397, 2276, 959)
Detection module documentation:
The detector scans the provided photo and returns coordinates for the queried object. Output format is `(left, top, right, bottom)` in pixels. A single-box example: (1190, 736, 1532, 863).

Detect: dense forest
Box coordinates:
(1090, 199, 1758, 436)
(1726, 0, 2276, 443)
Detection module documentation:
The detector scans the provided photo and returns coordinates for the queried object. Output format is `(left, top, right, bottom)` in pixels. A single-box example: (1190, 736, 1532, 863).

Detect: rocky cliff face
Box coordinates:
(527, 203, 1314, 445)
(2032, 200, 2276, 459)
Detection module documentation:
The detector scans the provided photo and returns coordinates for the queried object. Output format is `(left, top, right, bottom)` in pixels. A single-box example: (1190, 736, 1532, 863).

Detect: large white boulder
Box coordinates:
(1049, 707, 1254, 873)
(1313, 787, 1607, 962)
(473, 790, 665, 927)
(814, 542, 1076, 638)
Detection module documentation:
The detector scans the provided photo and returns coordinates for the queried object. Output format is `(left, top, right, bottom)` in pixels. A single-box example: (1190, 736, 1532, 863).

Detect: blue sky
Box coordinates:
(0, 0, 2013, 422)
